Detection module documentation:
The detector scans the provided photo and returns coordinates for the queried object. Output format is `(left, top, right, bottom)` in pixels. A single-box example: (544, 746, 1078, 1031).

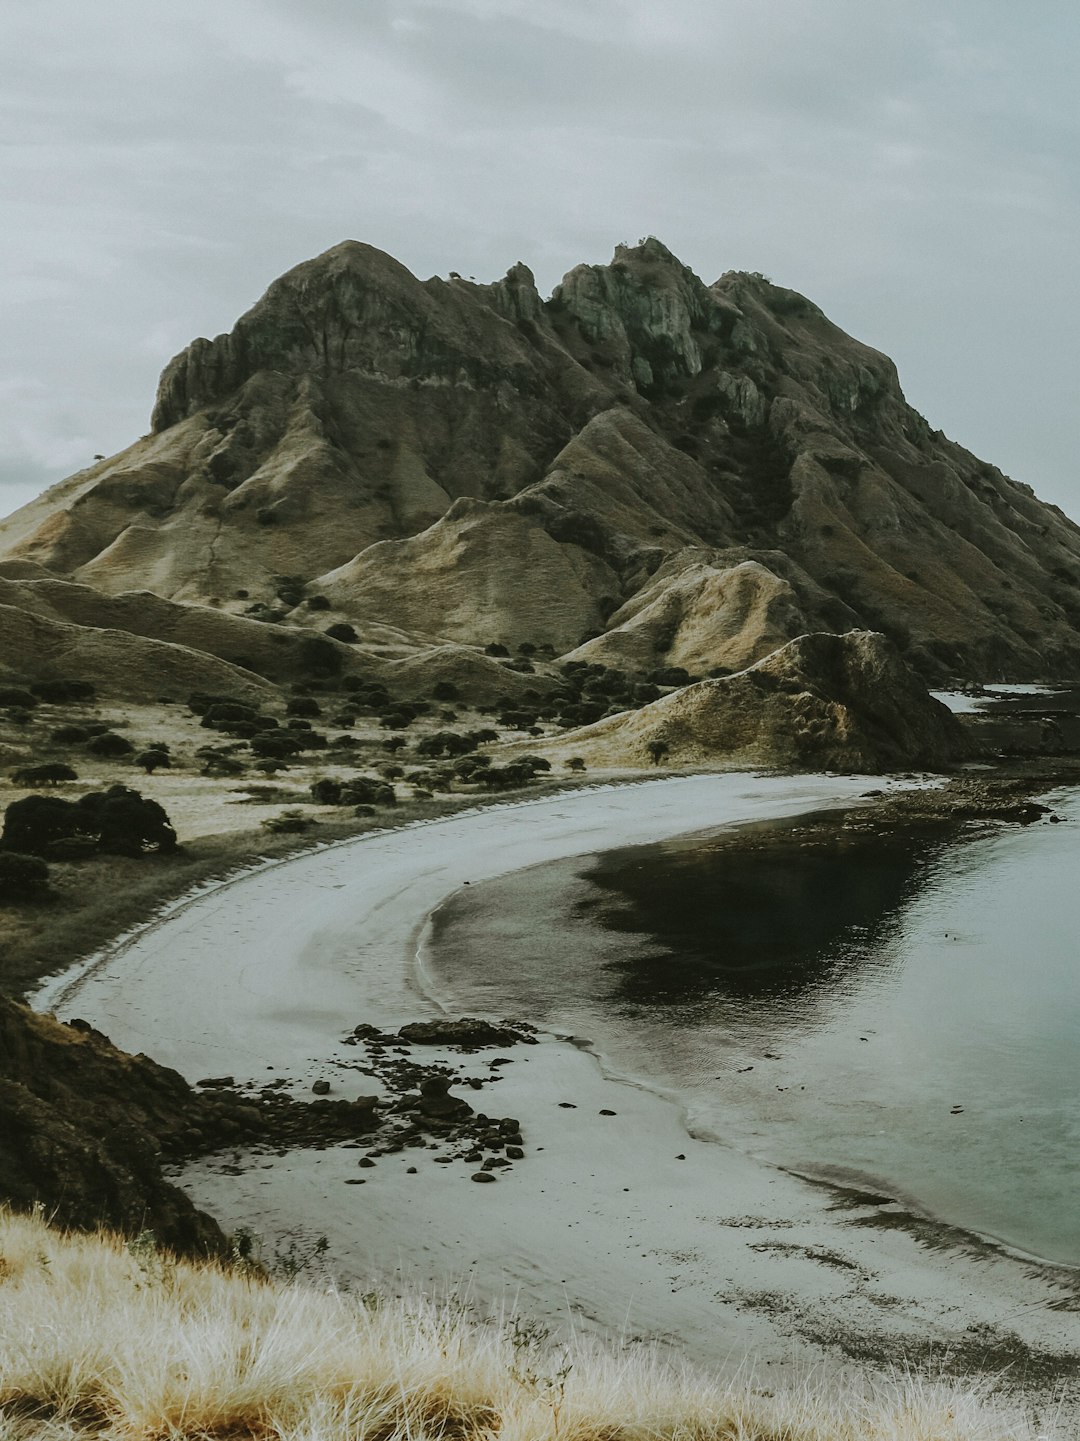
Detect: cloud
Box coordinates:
(1, 0, 1077, 522)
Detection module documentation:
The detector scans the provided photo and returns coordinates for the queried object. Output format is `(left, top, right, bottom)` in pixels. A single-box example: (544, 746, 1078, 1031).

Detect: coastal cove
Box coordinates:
(425, 785, 1080, 1266)
(35, 772, 1080, 1401)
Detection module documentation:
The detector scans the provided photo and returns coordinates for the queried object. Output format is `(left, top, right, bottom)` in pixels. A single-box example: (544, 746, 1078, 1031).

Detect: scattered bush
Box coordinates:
(1, 786, 176, 857)
(0, 688, 37, 709)
(136, 749, 171, 774)
(11, 763, 78, 786)
(342, 776, 396, 807)
(310, 778, 343, 805)
(298, 636, 342, 677)
(286, 697, 322, 719)
(263, 810, 312, 834)
(649, 666, 693, 687)
(484, 643, 510, 657)
(188, 691, 248, 716)
(476, 762, 539, 791)
(431, 680, 460, 701)
(0, 850, 50, 899)
(30, 678, 95, 703)
(50, 724, 90, 744)
(250, 733, 304, 760)
(85, 732, 135, 759)
(325, 622, 358, 643)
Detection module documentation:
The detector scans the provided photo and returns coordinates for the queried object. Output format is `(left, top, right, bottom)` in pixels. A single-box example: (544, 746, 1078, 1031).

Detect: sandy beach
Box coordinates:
(38, 772, 1080, 1406)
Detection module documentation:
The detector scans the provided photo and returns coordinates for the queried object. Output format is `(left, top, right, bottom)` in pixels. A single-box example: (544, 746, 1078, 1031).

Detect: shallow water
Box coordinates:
(424, 789, 1080, 1265)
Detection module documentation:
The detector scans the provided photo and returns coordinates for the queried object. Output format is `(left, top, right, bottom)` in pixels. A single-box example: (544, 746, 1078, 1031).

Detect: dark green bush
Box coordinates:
(0, 850, 50, 899)
(30, 679, 95, 703)
(1, 786, 176, 857)
(0, 689, 37, 709)
(11, 763, 78, 786)
(85, 733, 135, 758)
(286, 697, 322, 719)
(50, 725, 90, 744)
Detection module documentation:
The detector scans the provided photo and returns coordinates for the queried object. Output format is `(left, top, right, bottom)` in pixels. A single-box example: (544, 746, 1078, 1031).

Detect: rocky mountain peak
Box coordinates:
(4, 236, 1080, 686)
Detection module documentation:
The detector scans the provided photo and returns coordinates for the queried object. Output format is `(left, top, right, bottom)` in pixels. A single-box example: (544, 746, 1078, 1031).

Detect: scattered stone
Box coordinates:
(358, 1156, 376, 1168)
(197, 1076, 235, 1088)
(599, 1108, 616, 1116)
(471, 1171, 497, 1183)
(311, 1079, 331, 1095)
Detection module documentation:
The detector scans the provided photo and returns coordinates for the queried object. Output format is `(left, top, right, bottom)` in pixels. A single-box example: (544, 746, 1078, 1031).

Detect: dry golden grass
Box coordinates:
(0, 1210, 1056, 1441)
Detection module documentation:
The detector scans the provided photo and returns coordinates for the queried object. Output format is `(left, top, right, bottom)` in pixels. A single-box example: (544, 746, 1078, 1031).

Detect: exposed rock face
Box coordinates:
(0, 997, 226, 1253)
(3, 237, 1080, 682)
(0, 996, 383, 1254)
(536, 631, 968, 773)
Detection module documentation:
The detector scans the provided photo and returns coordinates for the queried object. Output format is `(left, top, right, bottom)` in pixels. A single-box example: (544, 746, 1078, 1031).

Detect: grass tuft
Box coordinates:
(0, 1209, 1056, 1441)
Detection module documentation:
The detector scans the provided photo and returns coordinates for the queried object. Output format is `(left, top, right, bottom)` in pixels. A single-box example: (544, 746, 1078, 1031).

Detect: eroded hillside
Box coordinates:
(3, 237, 1079, 690)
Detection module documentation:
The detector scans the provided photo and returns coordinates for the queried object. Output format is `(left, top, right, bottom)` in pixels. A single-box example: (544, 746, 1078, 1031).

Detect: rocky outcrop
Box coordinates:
(0, 996, 390, 1254)
(3, 238, 1080, 682)
(536, 630, 968, 773)
(0, 997, 227, 1253)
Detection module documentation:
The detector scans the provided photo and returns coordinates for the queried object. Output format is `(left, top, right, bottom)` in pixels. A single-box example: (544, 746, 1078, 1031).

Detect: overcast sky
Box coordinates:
(2, 0, 1077, 521)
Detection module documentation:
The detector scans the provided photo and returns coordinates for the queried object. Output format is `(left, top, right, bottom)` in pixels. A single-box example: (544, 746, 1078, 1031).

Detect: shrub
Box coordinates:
(484, 643, 510, 657)
(307, 594, 331, 611)
(286, 697, 322, 719)
(0, 688, 37, 709)
(325, 622, 358, 643)
(75, 786, 177, 856)
(136, 750, 171, 774)
(1, 786, 176, 857)
(646, 739, 669, 765)
(0, 850, 50, 899)
(11, 763, 78, 786)
(340, 776, 396, 807)
(415, 731, 476, 759)
(565, 757, 587, 771)
(187, 691, 248, 716)
(649, 666, 693, 687)
(298, 636, 342, 677)
(310, 778, 343, 805)
(202, 754, 247, 777)
(432, 681, 460, 701)
(30, 678, 96, 703)
(250, 733, 304, 760)
(263, 810, 312, 834)
(85, 732, 135, 759)
(50, 724, 90, 744)
(477, 763, 538, 791)
(202, 701, 259, 727)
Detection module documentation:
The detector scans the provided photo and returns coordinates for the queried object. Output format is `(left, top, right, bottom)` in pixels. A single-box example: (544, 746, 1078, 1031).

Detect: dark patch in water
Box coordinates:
(578, 810, 943, 1011)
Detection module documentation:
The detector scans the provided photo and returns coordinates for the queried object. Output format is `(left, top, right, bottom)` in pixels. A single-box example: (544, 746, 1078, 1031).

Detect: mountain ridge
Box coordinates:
(2, 236, 1078, 687)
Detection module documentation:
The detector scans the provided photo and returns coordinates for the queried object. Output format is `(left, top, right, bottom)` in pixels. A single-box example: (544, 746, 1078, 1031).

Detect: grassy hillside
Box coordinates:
(0, 1209, 1053, 1441)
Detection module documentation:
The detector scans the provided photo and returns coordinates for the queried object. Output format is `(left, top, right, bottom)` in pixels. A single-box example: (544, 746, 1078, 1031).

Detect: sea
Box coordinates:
(421, 737, 1080, 1267)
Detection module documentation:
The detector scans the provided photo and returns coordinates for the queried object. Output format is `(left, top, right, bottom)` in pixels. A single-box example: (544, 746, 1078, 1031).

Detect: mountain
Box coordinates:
(2, 236, 1079, 688)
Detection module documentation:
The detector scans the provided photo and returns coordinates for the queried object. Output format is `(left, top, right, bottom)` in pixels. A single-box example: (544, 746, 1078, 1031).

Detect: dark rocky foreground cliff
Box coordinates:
(0, 995, 383, 1254)
(2, 236, 1079, 695)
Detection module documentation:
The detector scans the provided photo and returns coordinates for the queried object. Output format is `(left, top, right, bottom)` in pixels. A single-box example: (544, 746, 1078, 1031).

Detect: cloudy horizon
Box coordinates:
(2, 0, 1077, 519)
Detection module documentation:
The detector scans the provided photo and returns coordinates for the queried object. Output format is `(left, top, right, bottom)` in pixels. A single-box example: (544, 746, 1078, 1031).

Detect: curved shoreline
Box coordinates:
(35, 769, 1080, 1402)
